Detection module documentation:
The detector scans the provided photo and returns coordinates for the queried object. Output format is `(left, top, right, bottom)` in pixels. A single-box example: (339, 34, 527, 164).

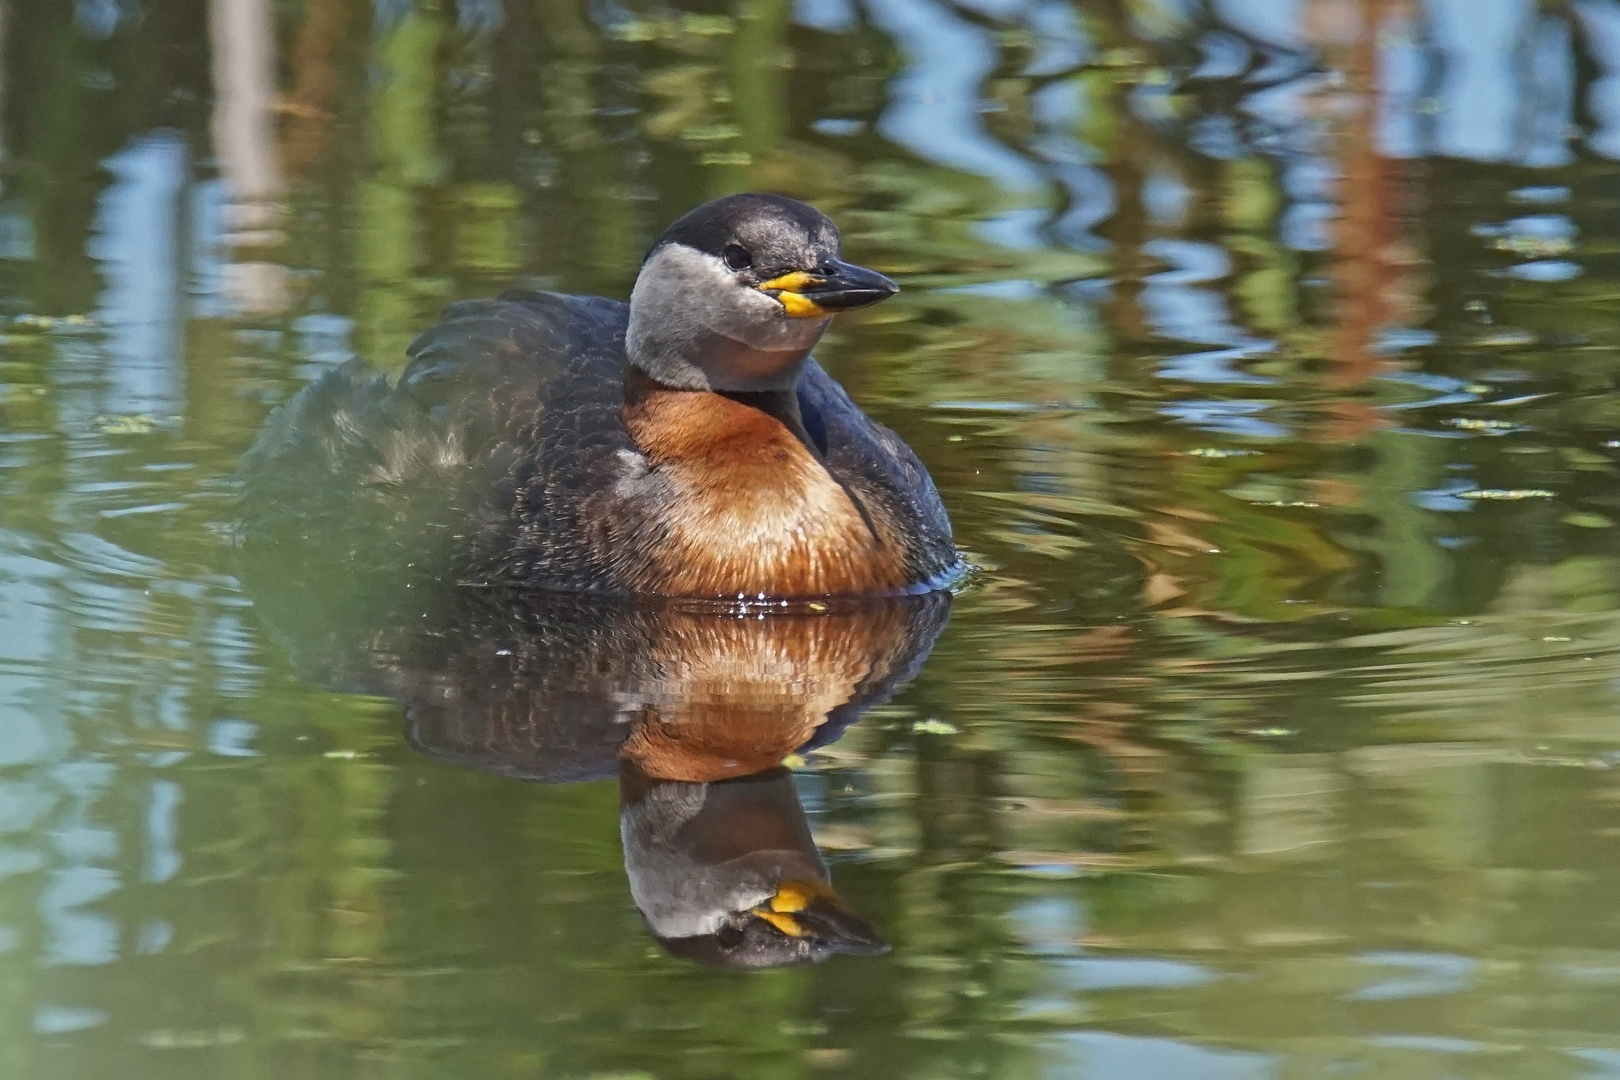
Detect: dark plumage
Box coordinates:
(650, 192, 836, 275)
(239, 195, 959, 600)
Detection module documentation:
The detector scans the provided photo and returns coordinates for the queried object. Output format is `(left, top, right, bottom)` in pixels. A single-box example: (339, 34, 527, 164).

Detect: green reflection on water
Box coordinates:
(4, 0, 1620, 1077)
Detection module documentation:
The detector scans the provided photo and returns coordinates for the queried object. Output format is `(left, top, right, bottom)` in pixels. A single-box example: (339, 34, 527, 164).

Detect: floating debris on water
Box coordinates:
(138, 1026, 246, 1049)
(1457, 488, 1554, 501)
(1563, 512, 1613, 528)
(912, 718, 960, 736)
(609, 12, 733, 40)
(1186, 447, 1262, 458)
(1491, 235, 1573, 258)
(1446, 417, 1519, 433)
(10, 313, 93, 333)
(94, 414, 159, 435)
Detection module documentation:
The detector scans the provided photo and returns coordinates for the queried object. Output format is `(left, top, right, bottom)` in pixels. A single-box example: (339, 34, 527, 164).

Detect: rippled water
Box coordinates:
(6, 0, 1620, 1076)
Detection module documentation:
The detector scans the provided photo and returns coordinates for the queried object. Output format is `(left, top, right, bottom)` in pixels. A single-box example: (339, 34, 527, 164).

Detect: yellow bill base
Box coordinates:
(750, 879, 839, 937)
(757, 272, 830, 319)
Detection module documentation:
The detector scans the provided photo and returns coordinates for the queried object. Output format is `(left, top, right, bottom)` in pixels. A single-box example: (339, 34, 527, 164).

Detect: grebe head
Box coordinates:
(626, 193, 898, 393)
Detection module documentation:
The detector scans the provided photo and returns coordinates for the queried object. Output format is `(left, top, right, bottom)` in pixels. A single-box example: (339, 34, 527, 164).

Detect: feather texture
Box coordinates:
(239, 291, 958, 598)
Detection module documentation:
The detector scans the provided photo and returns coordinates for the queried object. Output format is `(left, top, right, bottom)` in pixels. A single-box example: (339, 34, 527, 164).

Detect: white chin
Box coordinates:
(722, 303, 829, 352)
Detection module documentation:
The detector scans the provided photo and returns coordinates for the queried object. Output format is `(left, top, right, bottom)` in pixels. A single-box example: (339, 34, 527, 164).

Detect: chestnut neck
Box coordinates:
(623, 366, 815, 458)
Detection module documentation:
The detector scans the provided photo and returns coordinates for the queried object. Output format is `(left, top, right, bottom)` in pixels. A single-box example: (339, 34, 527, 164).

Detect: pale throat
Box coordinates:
(626, 243, 831, 393)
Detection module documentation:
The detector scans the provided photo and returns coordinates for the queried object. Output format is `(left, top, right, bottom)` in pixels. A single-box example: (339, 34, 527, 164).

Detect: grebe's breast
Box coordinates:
(610, 375, 948, 598)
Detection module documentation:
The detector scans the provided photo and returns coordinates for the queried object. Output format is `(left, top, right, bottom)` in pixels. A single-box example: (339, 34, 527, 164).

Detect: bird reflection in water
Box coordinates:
(245, 569, 950, 968)
(619, 760, 891, 968)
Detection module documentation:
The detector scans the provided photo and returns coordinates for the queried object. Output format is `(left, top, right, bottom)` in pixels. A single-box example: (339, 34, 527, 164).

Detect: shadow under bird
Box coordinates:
(239, 193, 960, 601)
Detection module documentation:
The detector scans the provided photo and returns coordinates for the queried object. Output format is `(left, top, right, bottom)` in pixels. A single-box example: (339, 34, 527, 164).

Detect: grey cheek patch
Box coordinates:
(628, 244, 830, 393)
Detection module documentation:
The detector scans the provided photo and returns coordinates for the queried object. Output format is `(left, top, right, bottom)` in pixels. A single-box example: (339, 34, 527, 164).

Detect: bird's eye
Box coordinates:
(716, 923, 745, 949)
(723, 244, 753, 271)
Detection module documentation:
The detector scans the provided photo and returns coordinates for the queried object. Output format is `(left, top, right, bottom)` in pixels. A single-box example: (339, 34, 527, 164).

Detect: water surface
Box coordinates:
(5, 0, 1620, 1076)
